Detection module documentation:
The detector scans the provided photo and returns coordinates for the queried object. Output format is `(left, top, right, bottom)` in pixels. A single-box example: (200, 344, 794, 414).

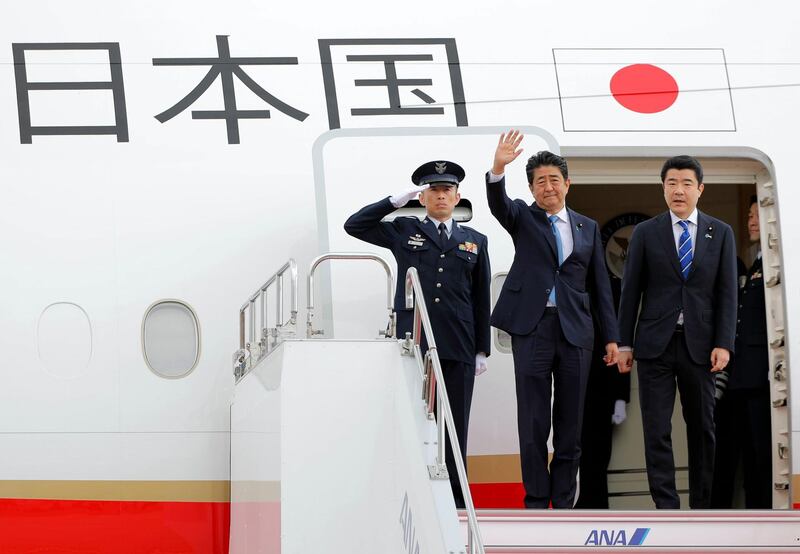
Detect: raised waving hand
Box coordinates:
(492, 129, 525, 175)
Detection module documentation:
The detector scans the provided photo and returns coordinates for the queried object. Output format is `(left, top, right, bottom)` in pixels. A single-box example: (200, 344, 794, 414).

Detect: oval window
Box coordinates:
(491, 274, 513, 354)
(142, 300, 200, 378)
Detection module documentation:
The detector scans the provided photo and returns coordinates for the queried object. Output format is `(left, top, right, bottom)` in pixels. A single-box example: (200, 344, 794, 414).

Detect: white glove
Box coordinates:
(390, 185, 428, 208)
(611, 399, 627, 425)
(475, 353, 488, 376)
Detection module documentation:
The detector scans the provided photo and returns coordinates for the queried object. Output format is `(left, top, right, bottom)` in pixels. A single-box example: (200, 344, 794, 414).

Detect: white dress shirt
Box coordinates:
(670, 209, 698, 326)
(670, 208, 698, 257)
(427, 215, 453, 239)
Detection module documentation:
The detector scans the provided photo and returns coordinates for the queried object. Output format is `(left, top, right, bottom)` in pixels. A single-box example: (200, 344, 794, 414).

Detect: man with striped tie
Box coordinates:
(617, 155, 738, 509)
(486, 131, 620, 509)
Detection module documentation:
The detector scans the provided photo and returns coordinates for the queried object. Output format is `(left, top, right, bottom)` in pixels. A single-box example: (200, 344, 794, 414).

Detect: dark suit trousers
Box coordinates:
(512, 310, 591, 509)
(638, 330, 716, 509)
(710, 387, 772, 508)
(435, 358, 475, 509)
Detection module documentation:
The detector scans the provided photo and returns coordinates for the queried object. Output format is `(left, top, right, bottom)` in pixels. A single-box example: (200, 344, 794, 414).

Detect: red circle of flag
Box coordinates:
(610, 63, 679, 114)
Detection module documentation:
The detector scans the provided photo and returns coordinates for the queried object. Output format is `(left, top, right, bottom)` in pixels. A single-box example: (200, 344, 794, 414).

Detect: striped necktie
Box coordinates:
(678, 220, 693, 280)
(549, 215, 563, 305)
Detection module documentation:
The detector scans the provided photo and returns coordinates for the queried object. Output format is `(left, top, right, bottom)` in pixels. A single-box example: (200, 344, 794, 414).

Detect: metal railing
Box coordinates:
(306, 252, 396, 339)
(233, 259, 298, 380)
(404, 267, 485, 554)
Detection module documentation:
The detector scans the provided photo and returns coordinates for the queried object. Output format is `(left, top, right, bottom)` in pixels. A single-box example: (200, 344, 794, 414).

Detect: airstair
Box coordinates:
(229, 253, 484, 553)
(229, 254, 800, 554)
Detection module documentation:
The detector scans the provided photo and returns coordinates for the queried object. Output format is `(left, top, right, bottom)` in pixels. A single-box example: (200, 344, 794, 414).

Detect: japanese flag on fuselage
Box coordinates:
(553, 49, 736, 132)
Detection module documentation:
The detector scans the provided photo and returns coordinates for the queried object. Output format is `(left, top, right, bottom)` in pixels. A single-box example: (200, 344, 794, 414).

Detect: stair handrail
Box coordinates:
(306, 252, 396, 339)
(404, 266, 485, 554)
(233, 258, 298, 380)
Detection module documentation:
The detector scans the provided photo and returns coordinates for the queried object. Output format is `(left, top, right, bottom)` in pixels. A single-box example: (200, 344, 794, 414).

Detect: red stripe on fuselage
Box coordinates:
(470, 482, 526, 509)
(0, 498, 230, 553)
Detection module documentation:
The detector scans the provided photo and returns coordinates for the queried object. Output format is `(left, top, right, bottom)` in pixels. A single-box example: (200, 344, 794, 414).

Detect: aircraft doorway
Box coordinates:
(564, 154, 788, 509)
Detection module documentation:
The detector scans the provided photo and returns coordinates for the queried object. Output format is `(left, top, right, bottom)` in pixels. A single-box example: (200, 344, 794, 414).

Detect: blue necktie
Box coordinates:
(549, 215, 563, 305)
(678, 220, 693, 280)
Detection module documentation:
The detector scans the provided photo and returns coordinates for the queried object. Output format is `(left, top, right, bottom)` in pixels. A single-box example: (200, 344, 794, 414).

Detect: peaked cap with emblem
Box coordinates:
(411, 160, 466, 187)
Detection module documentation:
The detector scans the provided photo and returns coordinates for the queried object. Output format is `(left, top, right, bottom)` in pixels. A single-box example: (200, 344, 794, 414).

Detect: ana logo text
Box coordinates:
(399, 492, 421, 554)
(584, 527, 650, 547)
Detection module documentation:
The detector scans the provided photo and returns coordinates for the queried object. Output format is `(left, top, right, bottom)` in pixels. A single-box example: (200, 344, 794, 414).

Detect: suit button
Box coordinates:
(739, 304, 743, 309)
(545, 288, 551, 294)
(438, 268, 443, 273)
(434, 298, 440, 303)
(436, 283, 442, 288)
(440, 254, 445, 258)
(743, 290, 748, 295)
(737, 319, 741, 323)
(555, 269, 560, 274)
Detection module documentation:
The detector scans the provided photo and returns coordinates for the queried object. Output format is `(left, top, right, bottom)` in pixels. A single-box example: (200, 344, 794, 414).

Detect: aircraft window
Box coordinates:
(491, 273, 512, 353)
(142, 300, 200, 378)
(37, 302, 92, 378)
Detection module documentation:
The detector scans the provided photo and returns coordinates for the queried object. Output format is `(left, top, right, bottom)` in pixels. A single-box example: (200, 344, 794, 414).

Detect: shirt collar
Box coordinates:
(670, 208, 698, 227)
(549, 204, 569, 223)
(427, 215, 453, 233)
(535, 202, 568, 222)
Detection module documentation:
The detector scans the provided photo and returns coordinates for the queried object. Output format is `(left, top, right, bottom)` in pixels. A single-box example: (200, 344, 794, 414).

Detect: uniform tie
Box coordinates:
(678, 220, 693, 280)
(438, 222, 447, 249)
(549, 214, 563, 305)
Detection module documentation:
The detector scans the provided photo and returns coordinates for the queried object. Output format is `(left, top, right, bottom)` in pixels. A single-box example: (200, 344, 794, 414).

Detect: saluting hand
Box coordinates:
(492, 129, 525, 175)
(390, 184, 428, 208)
(710, 347, 730, 373)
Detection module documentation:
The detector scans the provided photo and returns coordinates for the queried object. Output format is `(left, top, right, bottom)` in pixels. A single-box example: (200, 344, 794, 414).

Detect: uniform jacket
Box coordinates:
(486, 174, 619, 350)
(728, 256, 769, 389)
(617, 210, 738, 365)
(344, 197, 491, 364)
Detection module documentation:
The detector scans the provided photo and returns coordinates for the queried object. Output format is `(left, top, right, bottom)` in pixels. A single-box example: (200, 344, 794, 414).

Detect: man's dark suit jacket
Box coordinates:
(486, 175, 619, 350)
(344, 197, 491, 364)
(617, 210, 737, 365)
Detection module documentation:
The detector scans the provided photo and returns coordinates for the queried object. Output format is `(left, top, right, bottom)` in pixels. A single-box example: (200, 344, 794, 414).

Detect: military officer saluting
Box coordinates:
(344, 160, 491, 508)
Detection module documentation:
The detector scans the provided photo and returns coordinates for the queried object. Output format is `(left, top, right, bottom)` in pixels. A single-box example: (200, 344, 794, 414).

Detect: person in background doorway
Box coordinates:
(575, 281, 630, 509)
(711, 196, 772, 508)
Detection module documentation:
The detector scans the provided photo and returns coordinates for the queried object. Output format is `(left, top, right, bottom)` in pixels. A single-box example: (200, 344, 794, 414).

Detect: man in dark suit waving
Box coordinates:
(617, 155, 737, 509)
(487, 130, 620, 509)
(344, 160, 491, 508)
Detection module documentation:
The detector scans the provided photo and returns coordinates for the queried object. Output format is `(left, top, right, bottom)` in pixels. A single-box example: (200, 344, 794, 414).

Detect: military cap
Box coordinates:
(411, 160, 465, 187)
